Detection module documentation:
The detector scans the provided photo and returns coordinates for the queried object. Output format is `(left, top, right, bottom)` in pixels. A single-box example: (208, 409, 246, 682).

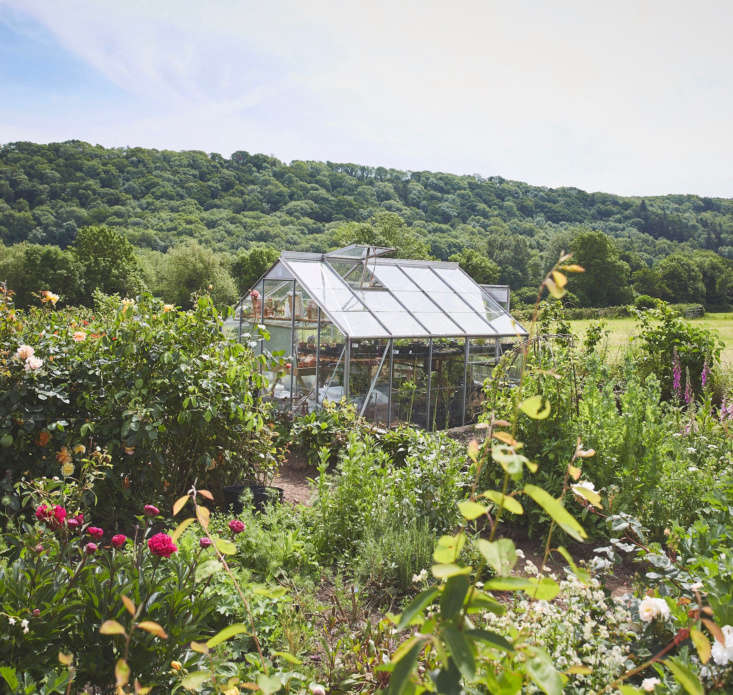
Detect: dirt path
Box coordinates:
(273, 464, 315, 505)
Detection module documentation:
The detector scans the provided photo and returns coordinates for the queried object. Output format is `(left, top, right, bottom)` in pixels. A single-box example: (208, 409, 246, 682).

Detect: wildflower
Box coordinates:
(639, 597, 670, 622)
(72, 443, 86, 455)
(111, 534, 127, 549)
(228, 519, 245, 534)
(24, 355, 43, 371)
(72, 330, 86, 342)
(87, 527, 104, 539)
(672, 350, 682, 399)
(40, 290, 59, 305)
(15, 344, 34, 360)
(701, 360, 710, 388)
(684, 368, 693, 405)
(143, 504, 159, 516)
(21, 618, 29, 633)
(162, 303, 174, 312)
(148, 532, 178, 558)
(8, 617, 15, 626)
(61, 461, 75, 477)
(121, 298, 135, 313)
(641, 677, 661, 691)
(199, 537, 213, 548)
(84, 542, 97, 554)
(711, 624, 733, 666)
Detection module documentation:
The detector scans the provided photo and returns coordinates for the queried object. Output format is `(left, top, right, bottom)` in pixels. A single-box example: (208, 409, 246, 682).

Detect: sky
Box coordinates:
(0, 0, 731, 197)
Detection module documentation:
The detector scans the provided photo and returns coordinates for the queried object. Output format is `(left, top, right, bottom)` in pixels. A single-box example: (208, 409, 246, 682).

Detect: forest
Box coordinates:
(1, 141, 731, 312)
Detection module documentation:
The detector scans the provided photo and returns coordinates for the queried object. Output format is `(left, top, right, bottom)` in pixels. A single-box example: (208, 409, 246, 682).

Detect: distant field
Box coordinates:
(569, 313, 733, 366)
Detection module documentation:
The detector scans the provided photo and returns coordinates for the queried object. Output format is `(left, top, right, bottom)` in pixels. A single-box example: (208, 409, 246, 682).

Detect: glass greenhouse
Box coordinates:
(231, 245, 527, 430)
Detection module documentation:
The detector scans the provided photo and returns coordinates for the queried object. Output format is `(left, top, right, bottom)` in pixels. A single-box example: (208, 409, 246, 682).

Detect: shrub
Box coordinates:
(0, 290, 272, 525)
(634, 294, 659, 310)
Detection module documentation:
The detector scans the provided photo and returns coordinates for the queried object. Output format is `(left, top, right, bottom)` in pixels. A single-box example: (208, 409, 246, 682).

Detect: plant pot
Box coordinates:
(223, 482, 284, 514)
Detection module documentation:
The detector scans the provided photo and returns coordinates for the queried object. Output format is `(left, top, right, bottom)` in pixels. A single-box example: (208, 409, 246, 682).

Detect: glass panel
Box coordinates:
(329, 311, 389, 338)
(465, 338, 499, 423)
(390, 339, 431, 429)
(372, 264, 422, 292)
(355, 290, 428, 337)
(291, 287, 320, 414)
(349, 339, 390, 425)
(286, 260, 365, 314)
(449, 312, 495, 335)
(436, 268, 504, 322)
(429, 338, 467, 430)
(489, 313, 527, 336)
(411, 312, 463, 336)
(317, 319, 346, 406)
(260, 279, 295, 412)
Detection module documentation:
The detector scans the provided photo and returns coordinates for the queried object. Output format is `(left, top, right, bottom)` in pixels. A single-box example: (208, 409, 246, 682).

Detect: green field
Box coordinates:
(569, 312, 733, 366)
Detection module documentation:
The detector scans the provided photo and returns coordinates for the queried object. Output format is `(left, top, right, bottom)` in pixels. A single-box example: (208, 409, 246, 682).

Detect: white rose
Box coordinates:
(639, 597, 669, 622)
(711, 625, 733, 666)
(641, 677, 660, 691)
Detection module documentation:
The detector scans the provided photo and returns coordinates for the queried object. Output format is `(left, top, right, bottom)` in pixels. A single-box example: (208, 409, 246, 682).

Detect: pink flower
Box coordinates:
(67, 518, 80, 530)
(701, 361, 710, 389)
(228, 519, 245, 534)
(110, 534, 127, 549)
(72, 331, 86, 342)
(84, 542, 97, 554)
(199, 537, 213, 548)
(32, 608, 40, 617)
(148, 533, 178, 558)
(143, 504, 159, 516)
(24, 355, 44, 371)
(35, 504, 50, 521)
(15, 344, 35, 361)
(87, 526, 104, 539)
(75, 513, 84, 524)
(34, 544, 44, 554)
(52, 505, 67, 527)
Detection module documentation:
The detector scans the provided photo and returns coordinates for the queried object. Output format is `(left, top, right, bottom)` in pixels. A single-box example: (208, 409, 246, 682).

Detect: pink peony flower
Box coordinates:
(32, 608, 40, 617)
(35, 504, 50, 521)
(111, 534, 127, 549)
(143, 504, 159, 516)
(199, 537, 213, 548)
(84, 542, 97, 554)
(148, 533, 178, 558)
(67, 518, 80, 530)
(87, 526, 104, 539)
(228, 519, 245, 534)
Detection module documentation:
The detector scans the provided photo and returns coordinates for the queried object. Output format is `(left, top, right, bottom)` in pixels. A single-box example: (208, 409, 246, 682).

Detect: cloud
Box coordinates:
(1, 0, 732, 195)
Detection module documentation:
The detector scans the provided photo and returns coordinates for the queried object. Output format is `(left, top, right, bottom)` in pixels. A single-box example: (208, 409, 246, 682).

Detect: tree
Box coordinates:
(159, 240, 237, 309)
(690, 250, 733, 309)
(0, 242, 84, 308)
(656, 254, 706, 304)
(72, 225, 143, 299)
(230, 246, 280, 295)
(632, 267, 668, 298)
(570, 231, 632, 307)
(449, 248, 500, 284)
(485, 233, 531, 289)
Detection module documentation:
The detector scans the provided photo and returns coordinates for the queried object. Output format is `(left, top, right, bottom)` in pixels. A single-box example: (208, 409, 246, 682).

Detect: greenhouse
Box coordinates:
(232, 245, 527, 430)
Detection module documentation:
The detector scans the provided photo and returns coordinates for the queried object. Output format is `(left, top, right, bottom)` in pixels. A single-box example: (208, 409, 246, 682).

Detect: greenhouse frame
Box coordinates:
(232, 245, 527, 431)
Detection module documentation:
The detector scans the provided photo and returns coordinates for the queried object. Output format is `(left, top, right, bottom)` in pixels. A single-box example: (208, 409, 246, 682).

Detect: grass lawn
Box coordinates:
(569, 312, 733, 366)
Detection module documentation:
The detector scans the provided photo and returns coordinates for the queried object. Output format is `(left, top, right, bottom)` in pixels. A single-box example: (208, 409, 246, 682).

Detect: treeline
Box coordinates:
(0, 141, 731, 309)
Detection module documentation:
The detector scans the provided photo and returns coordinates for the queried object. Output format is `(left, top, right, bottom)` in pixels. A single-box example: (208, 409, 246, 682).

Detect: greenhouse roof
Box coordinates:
(258, 249, 528, 339)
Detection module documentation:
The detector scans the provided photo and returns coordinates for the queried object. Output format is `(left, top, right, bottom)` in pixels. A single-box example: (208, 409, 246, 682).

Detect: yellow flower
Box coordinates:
(72, 444, 86, 455)
(124, 446, 135, 456)
(162, 304, 174, 313)
(40, 290, 59, 305)
(61, 461, 75, 477)
(170, 660, 182, 671)
(121, 298, 135, 314)
(56, 447, 72, 465)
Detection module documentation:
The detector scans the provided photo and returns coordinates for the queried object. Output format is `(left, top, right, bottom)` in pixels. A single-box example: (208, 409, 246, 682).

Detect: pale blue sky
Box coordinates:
(1, 0, 731, 197)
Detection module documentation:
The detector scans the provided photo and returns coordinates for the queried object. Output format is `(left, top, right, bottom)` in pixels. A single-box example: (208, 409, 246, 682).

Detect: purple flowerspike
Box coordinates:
(701, 361, 710, 389)
(672, 350, 682, 399)
(684, 368, 693, 405)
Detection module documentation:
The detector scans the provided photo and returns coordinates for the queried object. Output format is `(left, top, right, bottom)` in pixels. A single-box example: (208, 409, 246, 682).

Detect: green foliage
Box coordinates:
(229, 245, 280, 295)
(2, 141, 732, 310)
(0, 290, 271, 523)
(570, 230, 633, 307)
(158, 239, 238, 309)
(72, 225, 143, 299)
(449, 247, 500, 284)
